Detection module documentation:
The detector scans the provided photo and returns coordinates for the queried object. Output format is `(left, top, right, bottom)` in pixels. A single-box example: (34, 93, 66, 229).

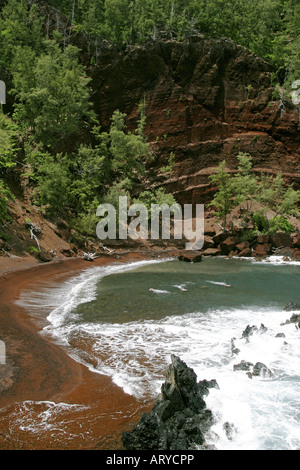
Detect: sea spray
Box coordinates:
(16, 256, 300, 449)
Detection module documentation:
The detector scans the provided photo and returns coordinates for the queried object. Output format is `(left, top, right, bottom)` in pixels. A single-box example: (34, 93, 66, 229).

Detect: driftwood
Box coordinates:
(82, 244, 115, 261)
(82, 252, 99, 261)
(100, 244, 115, 253)
(29, 228, 41, 252)
(25, 220, 43, 252)
(0, 249, 20, 258)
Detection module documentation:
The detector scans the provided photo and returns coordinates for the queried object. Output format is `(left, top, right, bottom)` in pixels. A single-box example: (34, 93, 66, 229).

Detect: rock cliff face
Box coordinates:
(89, 36, 300, 204)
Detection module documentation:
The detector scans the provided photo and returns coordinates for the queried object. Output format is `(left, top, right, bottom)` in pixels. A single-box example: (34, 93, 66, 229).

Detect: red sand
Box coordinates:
(0, 252, 158, 449)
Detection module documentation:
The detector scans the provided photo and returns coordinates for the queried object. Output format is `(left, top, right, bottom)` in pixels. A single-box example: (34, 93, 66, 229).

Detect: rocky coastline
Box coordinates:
(122, 303, 300, 451)
(122, 355, 219, 450)
(177, 202, 300, 264)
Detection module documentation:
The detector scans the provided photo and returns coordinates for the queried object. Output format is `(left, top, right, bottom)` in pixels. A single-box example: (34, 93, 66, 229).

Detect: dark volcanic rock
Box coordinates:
(242, 323, 267, 340)
(234, 360, 273, 379)
(284, 302, 300, 312)
(122, 355, 218, 450)
(242, 324, 258, 339)
(252, 362, 273, 378)
(233, 360, 254, 372)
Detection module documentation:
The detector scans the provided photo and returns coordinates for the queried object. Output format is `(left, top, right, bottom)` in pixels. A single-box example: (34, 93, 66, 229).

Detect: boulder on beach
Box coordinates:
(178, 251, 202, 263)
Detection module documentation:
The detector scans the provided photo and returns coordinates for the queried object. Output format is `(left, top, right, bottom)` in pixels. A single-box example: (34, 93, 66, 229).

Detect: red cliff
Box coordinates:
(89, 36, 300, 205)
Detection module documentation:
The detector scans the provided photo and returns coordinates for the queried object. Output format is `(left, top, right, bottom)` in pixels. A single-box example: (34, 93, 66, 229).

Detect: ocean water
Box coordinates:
(15, 256, 300, 450)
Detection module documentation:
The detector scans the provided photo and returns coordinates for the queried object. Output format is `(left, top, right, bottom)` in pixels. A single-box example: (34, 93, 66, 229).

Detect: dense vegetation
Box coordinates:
(209, 153, 300, 235)
(0, 0, 299, 244)
(44, 0, 299, 86)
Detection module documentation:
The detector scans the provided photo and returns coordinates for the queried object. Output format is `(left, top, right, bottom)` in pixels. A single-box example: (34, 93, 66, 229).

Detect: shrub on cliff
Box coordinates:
(12, 42, 97, 150)
(0, 180, 14, 231)
(209, 153, 300, 231)
(0, 113, 18, 174)
(208, 160, 235, 229)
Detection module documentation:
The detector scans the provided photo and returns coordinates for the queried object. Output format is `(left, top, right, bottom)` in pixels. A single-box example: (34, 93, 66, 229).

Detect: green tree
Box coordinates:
(208, 160, 235, 230)
(232, 152, 258, 216)
(0, 112, 18, 230)
(109, 107, 151, 181)
(0, 179, 13, 226)
(257, 172, 300, 216)
(12, 42, 97, 149)
(103, 0, 133, 44)
(281, 0, 300, 87)
(0, 113, 18, 174)
(35, 154, 70, 215)
(67, 128, 112, 214)
(134, 187, 177, 213)
(0, 0, 43, 71)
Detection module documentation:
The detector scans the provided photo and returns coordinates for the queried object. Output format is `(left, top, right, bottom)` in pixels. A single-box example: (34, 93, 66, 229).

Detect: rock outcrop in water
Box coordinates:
(281, 305, 300, 329)
(233, 360, 273, 379)
(122, 355, 218, 450)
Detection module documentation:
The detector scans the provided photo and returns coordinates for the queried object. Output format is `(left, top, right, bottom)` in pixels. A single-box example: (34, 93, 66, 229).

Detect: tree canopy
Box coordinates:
(0, 0, 299, 245)
(42, 0, 299, 86)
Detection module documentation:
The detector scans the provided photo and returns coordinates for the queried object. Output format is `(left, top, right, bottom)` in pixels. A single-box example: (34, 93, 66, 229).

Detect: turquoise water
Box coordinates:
(73, 257, 300, 323)
(17, 256, 300, 450)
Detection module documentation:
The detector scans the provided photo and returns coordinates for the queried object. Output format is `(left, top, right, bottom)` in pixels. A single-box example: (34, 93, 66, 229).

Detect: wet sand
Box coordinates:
(0, 252, 159, 450)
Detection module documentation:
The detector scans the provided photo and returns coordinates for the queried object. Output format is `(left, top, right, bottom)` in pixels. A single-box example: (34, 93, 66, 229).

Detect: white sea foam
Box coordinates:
(16, 257, 173, 335)
(12, 400, 89, 435)
(15, 256, 300, 450)
(254, 255, 300, 266)
(229, 254, 300, 266)
(54, 305, 300, 450)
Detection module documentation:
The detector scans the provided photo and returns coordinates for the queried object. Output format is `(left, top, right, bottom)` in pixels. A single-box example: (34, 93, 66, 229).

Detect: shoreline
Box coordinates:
(0, 251, 163, 450)
(1, 249, 298, 450)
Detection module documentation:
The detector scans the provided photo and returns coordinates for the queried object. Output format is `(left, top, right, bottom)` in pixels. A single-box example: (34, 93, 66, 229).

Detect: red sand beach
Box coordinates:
(0, 252, 158, 450)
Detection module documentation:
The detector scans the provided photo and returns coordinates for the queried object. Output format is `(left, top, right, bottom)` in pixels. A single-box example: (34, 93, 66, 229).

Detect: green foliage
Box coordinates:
(12, 42, 97, 149)
(0, 179, 13, 224)
(72, 205, 100, 240)
(210, 153, 300, 232)
(44, 0, 299, 87)
(208, 160, 235, 228)
(134, 187, 177, 213)
(232, 153, 258, 215)
(269, 215, 294, 234)
(252, 212, 269, 233)
(161, 151, 175, 174)
(0, 0, 298, 242)
(66, 127, 112, 214)
(0, 0, 43, 71)
(34, 154, 70, 215)
(0, 113, 18, 230)
(257, 172, 300, 215)
(31, 104, 152, 221)
(1, 0, 298, 88)
(28, 245, 40, 255)
(240, 228, 259, 243)
(109, 107, 151, 181)
(0, 113, 18, 173)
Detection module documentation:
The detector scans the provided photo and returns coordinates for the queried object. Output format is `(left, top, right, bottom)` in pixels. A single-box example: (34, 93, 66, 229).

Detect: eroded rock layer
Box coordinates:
(88, 36, 300, 204)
